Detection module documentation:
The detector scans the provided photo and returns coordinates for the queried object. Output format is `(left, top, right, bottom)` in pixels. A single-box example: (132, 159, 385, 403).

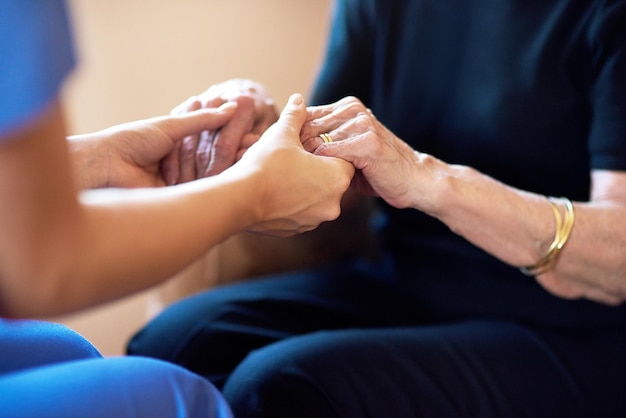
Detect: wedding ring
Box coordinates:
(320, 133, 333, 143)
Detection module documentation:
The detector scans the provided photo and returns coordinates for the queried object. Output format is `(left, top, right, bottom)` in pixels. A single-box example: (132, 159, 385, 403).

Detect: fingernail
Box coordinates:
(289, 93, 303, 105)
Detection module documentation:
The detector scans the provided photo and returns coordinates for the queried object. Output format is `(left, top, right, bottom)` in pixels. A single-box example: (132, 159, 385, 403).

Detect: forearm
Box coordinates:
(67, 133, 109, 189)
(307, 97, 626, 304)
(413, 155, 626, 303)
(556, 204, 626, 286)
(1, 173, 255, 317)
(416, 154, 554, 267)
(1, 93, 352, 316)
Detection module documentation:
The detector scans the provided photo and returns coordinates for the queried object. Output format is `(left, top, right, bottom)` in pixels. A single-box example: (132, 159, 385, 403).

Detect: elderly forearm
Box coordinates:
(417, 156, 556, 269)
(412, 157, 626, 303)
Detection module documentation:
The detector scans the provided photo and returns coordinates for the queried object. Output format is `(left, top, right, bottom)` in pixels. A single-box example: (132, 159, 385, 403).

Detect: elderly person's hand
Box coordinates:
(301, 96, 426, 210)
(227, 93, 355, 237)
(301, 97, 626, 306)
(163, 79, 279, 185)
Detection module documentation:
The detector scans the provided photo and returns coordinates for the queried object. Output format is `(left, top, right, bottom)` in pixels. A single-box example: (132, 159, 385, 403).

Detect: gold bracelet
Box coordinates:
(520, 197, 575, 276)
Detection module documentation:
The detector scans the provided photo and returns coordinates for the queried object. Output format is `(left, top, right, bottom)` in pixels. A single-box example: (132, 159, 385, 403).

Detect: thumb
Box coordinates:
(274, 93, 307, 137)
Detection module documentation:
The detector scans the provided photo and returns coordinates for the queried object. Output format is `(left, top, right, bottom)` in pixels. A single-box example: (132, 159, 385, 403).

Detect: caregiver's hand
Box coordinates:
(228, 93, 355, 237)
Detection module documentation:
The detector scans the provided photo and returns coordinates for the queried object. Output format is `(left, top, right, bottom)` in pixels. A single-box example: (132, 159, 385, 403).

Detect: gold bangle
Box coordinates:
(520, 197, 575, 276)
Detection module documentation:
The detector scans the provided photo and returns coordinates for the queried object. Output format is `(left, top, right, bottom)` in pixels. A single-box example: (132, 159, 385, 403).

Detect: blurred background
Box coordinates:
(53, 0, 332, 356)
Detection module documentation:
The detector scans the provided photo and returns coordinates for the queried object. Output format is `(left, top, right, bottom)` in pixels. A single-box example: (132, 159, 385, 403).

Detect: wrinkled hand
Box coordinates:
(534, 271, 626, 306)
(68, 104, 237, 189)
(227, 94, 355, 237)
(163, 79, 279, 184)
(301, 96, 419, 209)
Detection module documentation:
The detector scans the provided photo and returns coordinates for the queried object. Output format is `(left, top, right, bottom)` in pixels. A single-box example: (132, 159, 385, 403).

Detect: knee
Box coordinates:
(127, 293, 261, 387)
(222, 333, 342, 418)
(127, 292, 225, 360)
(34, 321, 101, 360)
(0, 356, 233, 418)
(105, 357, 233, 418)
(0, 319, 101, 373)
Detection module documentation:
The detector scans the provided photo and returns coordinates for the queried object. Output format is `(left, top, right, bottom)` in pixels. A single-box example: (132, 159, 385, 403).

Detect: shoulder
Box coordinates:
(0, 0, 76, 137)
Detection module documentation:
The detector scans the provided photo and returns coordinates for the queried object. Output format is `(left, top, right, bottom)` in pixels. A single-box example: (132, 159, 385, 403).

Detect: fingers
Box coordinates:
(237, 93, 355, 237)
(234, 133, 260, 162)
(160, 101, 236, 185)
(199, 96, 256, 177)
(165, 101, 238, 138)
(197, 79, 279, 135)
(300, 97, 372, 151)
(256, 94, 307, 148)
(161, 148, 181, 186)
(178, 102, 238, 183)
(165, 79, 277, 183)
(304, 96, 360, 122)
(276, 93, 307, 134)
(193, 130, 218, 179)
(162, 99, 201, 185)
(301, 114, 374, 157)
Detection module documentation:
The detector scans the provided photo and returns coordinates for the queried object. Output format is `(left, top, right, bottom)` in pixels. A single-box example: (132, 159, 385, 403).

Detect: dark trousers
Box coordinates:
(129, 262, 626, 418)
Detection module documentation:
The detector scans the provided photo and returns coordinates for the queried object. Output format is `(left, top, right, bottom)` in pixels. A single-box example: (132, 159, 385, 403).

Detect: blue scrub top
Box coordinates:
(0, 0, 75, 137)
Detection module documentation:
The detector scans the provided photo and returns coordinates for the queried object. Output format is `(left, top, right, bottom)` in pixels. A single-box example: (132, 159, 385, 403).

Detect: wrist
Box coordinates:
(217, 165, 266, 230)
(67, 134, 108, 189)
(408, 151, 454, 215)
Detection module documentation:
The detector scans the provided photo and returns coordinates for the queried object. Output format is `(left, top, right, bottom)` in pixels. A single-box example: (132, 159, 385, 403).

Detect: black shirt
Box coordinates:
(310, 0, 626, 329)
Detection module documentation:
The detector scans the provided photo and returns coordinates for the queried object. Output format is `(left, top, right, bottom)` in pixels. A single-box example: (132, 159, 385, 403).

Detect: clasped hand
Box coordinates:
(159, 82, 414, 213)
(70, 79, 355, 237)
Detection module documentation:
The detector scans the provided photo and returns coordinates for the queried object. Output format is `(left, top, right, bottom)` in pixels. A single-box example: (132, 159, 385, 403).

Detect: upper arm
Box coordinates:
(0, 101, 80, 311)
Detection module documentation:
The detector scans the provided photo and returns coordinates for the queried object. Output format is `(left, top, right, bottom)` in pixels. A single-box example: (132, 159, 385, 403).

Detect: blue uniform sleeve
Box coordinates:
(0, 0, 76, 138)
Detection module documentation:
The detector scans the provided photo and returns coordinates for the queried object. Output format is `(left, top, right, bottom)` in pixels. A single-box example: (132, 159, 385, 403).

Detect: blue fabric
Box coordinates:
(0, 320, 233, 418)
(0, 0, 75, 137)
(0, 319, 103, 374)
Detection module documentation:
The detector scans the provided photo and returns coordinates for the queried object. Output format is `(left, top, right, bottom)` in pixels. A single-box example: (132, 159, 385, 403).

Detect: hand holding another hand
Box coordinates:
(301, 96, 422, 210)
(228, 94, 355, 237)
(163, 79, 280, 184)
(68, 103, 237, 189)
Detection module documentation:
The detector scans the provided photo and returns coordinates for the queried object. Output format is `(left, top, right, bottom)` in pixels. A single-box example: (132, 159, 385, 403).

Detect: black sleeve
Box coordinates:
(309, 0, 376, 106)
(587, 0, 626, 170)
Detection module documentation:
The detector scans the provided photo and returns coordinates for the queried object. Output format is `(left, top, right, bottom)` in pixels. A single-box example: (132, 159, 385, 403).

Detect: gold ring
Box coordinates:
(319, 133, 333, 143)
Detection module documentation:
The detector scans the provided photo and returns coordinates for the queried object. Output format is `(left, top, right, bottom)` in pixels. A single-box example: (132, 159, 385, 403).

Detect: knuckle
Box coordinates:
(185, 96, 201, 110)
(354, 113, 372, 127)
(327, 204, 342, 221)
(195, 149, 210, 166)
(363, 129, 380, 144)
(340, 96, 362, 106)
(300, 123, 313, 138)
(344, 100, 366, 115)
(180, 138, 197, 161)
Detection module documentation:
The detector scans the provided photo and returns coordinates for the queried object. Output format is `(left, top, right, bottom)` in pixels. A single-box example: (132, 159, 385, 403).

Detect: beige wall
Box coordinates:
(53, 0, 332, 356)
